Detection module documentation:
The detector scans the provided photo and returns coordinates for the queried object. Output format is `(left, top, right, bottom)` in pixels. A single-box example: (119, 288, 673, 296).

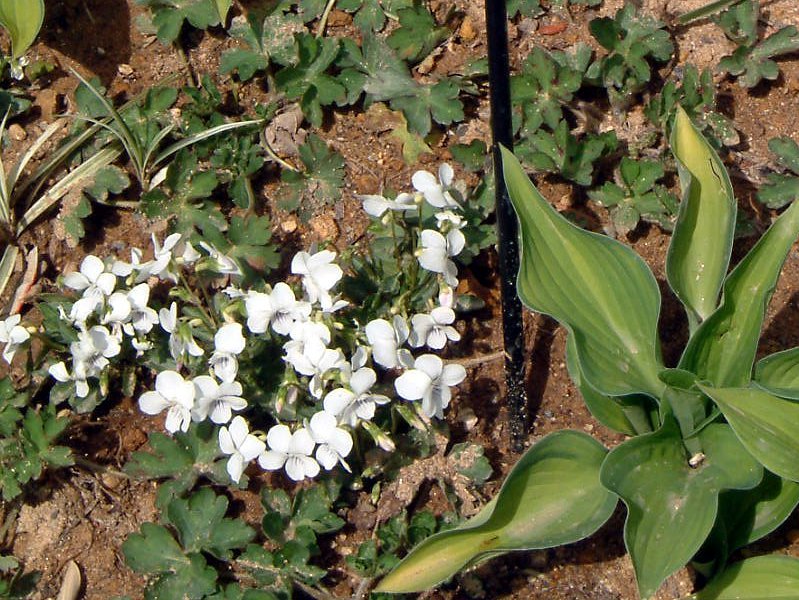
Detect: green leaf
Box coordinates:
(146, 553, 218, 600)
(277, 134, 344, 213)
(718, 26, 799, 89)
(600, 419, 762, 599)
(565, 335, 640, 435)
(667, 106, 736, 330)
(275, 34, 345, 126)
(215, 0, 231, 22)
(699, 384, 799, 482)
(680, 198, 799, 386)
(719, 470, 799, 552)
(386, 6, 449, 64)
(140, 0, 221, 44)
(166, 488, 256, 559)
(691, 555, 799, 599)
(758, 137, 799, 209)
(0, 0, 44, 62)
(122, 522, 188, 573)
(375, 430, 616, 593)
(501, 145, 664, 398)
(754, 347, 799, 399)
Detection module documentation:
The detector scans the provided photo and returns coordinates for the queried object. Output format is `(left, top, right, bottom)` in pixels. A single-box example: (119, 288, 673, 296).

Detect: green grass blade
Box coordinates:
(17, 146, 121, 234)
(69, 68, 143, 174)
(151, 119, 262, 170)
(0, 244, 18, 301)
(7, 119, 64, 193)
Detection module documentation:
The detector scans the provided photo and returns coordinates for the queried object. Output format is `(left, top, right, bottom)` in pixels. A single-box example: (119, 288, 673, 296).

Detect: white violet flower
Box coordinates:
(365, 316, 412, 369)
(324, 367, 389, 427)
(124, 283, 159, 335)
(218, 416, 265, 483)
(199, 242, 242, 277)
(409, 306, 461, 350)
(412, 164, 460, 209)
(192, 375, 248, 424)
(291, 250, 343, 311)
(308, 411, 353, 471)
(284, 336, 346, 399)
(245, 282, 311, 336)
(50, 326, 121, 397)
(63, 255, 116, 300)
(359, 192, 418, 218)
(394, 354, 466, 419)
(0, 314, 29, 363)
(418, 229, 465, 287)
(137, 233, 183, 283)
(159, 302, 204, 360)
(258, 424, 320, 481)
(138, 370, 196, 433)
(209, 323, 246, 382)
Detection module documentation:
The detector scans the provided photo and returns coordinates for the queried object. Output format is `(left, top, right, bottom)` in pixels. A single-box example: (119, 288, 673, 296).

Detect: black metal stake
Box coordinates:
(485, 0, 529, 451)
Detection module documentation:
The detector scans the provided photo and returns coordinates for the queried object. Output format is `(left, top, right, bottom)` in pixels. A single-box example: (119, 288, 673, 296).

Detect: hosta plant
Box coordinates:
(376, 106, 799, 598)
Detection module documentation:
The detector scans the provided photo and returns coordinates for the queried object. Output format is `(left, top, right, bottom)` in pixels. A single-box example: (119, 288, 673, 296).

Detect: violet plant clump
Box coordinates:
(23, 163, 480, 489)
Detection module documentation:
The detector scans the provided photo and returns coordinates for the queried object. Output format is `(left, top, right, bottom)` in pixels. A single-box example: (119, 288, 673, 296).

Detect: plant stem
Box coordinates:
(260, 132, 299, 172)
(676, 0, 738, 25)
(293, 580, 338, 600)
(316, 0, 338, 37)
(452, 350, 506, 369)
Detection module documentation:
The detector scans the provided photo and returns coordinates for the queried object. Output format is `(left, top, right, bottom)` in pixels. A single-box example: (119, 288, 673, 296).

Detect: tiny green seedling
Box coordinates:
(515, 119, 617, 186)
(378, 107, 799, 598)
(757, 137, 799, 209)
(645, 64, 739, 148)
(716, 0, 799, 88)
(137, 0, 228, 45)
(70, 69, 261, 193)
(586, 2, 674, 109)
(588, 157, 678, 236)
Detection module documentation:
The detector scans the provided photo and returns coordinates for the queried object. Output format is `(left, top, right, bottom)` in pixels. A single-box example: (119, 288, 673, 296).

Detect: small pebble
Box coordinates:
(117, 63, 134, 77)
(8, 124, 26, 141)
(96, 47, 106, 56)
(280, 216, 298, 233)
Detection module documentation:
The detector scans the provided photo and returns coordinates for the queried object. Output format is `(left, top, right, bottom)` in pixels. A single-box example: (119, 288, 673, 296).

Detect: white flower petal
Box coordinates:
(395, 370, 431, 401)
(215, 323, 246, 354)
(258, 450, 287, 470)
(266, 424, 292, 453)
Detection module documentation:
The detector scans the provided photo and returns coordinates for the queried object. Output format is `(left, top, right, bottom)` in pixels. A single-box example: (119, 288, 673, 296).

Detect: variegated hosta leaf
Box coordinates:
(699, 383, 799, 482)
(501, 146, 664, 398)
(667, 106, 736, 331)
(754, 347, 799, 399)
(680, 198, 799, 386)
(601, 419, 761, 599)
(691, 556, 799, 599)
(375, 431, 616, 593)
(0, 0, 44, 62)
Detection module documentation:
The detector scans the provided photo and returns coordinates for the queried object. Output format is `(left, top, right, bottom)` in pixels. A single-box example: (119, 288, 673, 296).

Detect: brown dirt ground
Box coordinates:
(2, 0, 799, 598)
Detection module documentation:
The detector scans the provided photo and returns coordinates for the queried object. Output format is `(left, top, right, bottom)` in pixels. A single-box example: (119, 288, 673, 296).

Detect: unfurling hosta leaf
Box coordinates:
(375, 431, 616, 593)
(680, 198, 799, 386)
(0, 0, 44, 62)
(699, 384, 799, 482)
(754, 347, 799, 399)
(600, 419, 761, 599)
(719, 471, 799, 552)
(667, 106, 736, 331)
(691, 555, 799, 599)
(501, 146, 664, 398)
